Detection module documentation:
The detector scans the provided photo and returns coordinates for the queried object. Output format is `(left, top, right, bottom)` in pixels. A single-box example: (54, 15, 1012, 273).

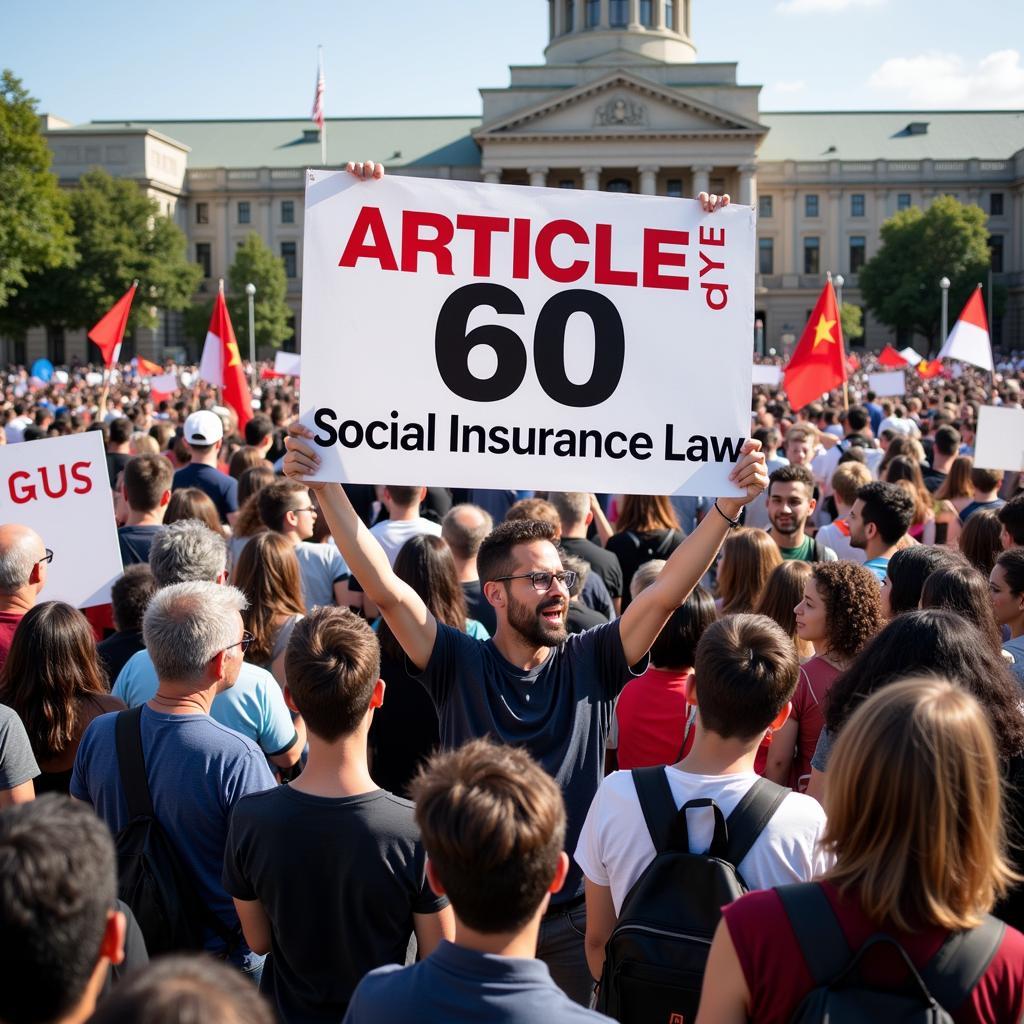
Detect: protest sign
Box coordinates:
(867, 370, 906, 398)
(973, 405, 1024, 472)
(752, 364, 782, 386)
(299, 172, 755, 496)
(0, 431, 122, 607)
(274, 351, 301, 376)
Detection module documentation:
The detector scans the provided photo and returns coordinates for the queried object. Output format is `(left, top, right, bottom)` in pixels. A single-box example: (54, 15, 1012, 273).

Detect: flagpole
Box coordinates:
(981, 279, 995, 402)
(319, 45, 326, 167)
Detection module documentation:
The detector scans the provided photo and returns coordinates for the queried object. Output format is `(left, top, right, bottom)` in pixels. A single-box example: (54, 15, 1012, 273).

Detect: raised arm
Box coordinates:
(618, 440, 767, 666)
(283, 427, 437, 669)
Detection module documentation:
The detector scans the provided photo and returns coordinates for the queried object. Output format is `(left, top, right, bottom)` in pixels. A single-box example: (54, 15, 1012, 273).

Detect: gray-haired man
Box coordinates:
(72, 581, 275, 977)
(0, 523, 48, 671)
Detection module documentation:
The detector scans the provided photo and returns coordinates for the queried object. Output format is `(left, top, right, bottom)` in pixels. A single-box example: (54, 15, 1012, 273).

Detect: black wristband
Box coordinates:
(714, 501, 741, 528)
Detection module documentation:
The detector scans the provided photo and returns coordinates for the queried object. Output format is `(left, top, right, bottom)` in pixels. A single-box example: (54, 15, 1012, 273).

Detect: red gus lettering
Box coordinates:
(7, 461, 92, 505)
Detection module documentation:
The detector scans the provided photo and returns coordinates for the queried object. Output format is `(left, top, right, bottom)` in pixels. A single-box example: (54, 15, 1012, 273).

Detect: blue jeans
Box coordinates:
(232, 949, 266, 987)
(537, 903, 592, 1006)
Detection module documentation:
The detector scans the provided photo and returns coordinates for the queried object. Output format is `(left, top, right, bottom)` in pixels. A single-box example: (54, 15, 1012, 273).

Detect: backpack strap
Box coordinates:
(115, 706, 155, 820)
(920, 915, 1005, 1013)
(776, 883, 853, 986)
(722, 777, 790, 867)
(631, 767, 679, 854)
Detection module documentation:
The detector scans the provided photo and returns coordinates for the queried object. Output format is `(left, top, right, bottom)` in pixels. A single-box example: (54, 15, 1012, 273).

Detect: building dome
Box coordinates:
(545, 0, 696, 64)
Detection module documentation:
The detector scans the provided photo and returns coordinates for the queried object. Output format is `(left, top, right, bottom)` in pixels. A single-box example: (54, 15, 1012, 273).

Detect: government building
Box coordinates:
(22, 0, 1024, 363)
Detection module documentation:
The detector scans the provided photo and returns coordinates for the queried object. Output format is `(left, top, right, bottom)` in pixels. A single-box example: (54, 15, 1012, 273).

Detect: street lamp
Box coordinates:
(834, 274, 845, 308)
(939, 276, 950, 350)
(245, 283, 256, 365)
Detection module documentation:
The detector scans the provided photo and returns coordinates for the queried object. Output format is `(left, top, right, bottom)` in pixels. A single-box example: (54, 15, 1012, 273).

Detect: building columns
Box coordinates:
(482, 167, 502, 185)
(738, 164, 757, 207)
(528, 166, 549, 188)
(628, 0, 642, 29)
(691, 164, 712, 196)
(599, 0, 610, 27)
(639, 165, 659, 195)
(582, 166, 603, 190)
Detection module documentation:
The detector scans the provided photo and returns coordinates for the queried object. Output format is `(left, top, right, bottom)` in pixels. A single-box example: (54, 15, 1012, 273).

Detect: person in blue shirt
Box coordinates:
(172, 410, 238, 523)
(848, 480, 916, 583)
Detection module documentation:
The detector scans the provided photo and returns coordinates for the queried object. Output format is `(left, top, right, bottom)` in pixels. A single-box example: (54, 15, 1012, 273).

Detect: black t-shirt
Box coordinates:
(117, 524, 165, 566)
(172, 463, 238, 522)
(415, 621, 646, 906)
(97, 629, 146, 683)
(461, 580, 497, 635)
(223, 786, 447, 1024)
(559, 536, 624, 603)
(566, 601, 608, 635)
(923, 466, 947, 493)
(106, 451, 131, 488)
(606, 529, 685, 610)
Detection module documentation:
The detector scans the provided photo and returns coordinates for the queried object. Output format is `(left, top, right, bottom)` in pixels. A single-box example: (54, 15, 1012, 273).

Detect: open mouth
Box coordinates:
(540, 604, 565, 623)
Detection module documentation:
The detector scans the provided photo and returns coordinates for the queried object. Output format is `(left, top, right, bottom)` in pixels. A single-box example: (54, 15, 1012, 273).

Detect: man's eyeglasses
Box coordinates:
(224, 631, 254, 656)
(38, 549, 53, 565)
(492, 571, 577, 593)
(293, 506, 317, 515)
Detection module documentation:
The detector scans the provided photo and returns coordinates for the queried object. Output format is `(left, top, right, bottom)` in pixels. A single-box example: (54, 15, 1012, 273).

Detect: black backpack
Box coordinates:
(778, 883, 1004, 1023)
(113, 706, 240, 957)
(596, 767, 788, 1023)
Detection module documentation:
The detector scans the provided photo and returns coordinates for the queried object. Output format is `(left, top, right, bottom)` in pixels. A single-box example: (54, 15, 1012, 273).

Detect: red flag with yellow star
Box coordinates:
(198, 284, 253, 429)
(783, 280, 847, 411)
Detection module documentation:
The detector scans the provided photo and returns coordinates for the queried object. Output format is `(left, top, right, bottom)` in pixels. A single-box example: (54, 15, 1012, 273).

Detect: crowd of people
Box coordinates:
(3, 172, 1024, 1023)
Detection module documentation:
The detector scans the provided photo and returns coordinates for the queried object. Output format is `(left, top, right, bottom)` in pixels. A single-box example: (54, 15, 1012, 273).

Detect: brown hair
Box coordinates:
(919, 564, 1004, 653)
(411, 738, 566, 933)
(959, 508, 1004, 576)
(824, 677, 1016, 930)
(971, 467, 1003, 494)
(830, 461, 872, 507)
(165, 488, 222, 534)
(883, 456, 931, 526)
(284, 607, 381, 741)
(477, 518, 558, 584)
(123, 453, 173, 512)
(755, 560, 813, 650)
(810, 561, 882, 663)
(233, 465, 276, 540)
(717, 528, 782, 615)
(228, 445, 266, 480)
(232, 532, 305, 665)
(258, 480, 308, 533)
(614, 494, 680, 535)
(0, 602, 107, 760)
(692, 614, 800, 739)
(935, 455, 974, 502)
(505, 497, 561, 531)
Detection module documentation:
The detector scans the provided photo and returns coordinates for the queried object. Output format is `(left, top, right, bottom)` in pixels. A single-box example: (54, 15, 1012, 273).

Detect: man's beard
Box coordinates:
(507, 591, 567, 648)
(771, 514, 802, 537)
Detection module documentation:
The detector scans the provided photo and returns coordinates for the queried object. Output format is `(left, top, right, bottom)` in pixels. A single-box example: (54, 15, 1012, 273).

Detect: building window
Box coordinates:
(237, 201, 250, 225)
(758, 237, 774, 276)
(897, 193, 912, 211)
(609, 0, 628, 25)
(805, 194, 819, 218)
(558, 179, 575, 189)
(758, 194, 773, 218)
(281, 241, 297, 278)
(606, 178, 632, 193)
(991, 192, 1004, 216)
(666, 178, 683, 198)
(196, 243, 211, 278)
(565, 0, 575, 31)
(665, 0, 675, 30)
(850, 194, 865, 218)
(281, 200, 295, 224)
(195, 202, 209, 225)
(640, 0, 653, 25)
(804, 236, 820, 275)
(585, 0, 600, 26)
(990, 235, 1004, 274)
(849, 235, 866, 274)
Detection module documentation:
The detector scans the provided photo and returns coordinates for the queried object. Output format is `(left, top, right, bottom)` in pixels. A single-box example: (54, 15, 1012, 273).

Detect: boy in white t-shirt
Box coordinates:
(575, 613, 831, 982)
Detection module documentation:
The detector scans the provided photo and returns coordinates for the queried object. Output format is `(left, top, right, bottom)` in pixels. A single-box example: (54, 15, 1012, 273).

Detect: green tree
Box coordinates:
(858, 195, 1003, 350)
(1, 167, 201, 336)
(0, 70, 75, 308)
(839, 302, 863, 345)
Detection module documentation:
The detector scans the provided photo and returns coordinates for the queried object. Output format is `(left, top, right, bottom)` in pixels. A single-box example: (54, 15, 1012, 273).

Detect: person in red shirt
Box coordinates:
(697, 677, 1024, 1024)
(764, 561, 882, 791)
(0, 524, 49, 671)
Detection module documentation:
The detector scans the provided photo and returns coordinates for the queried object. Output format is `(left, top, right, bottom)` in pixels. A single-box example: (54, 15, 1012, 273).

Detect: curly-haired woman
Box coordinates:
(765, 561, 882, 791)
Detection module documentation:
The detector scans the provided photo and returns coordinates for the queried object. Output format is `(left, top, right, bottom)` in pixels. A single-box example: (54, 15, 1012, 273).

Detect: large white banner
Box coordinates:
(0, 432, 123, 607)
(867, 370, 906, 398)
(300, 172, 756, 496)
(974, 405, 1024, 472)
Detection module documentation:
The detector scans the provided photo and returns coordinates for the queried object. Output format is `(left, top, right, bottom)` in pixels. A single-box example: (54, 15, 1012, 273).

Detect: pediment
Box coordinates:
(474, 71, 766, 141)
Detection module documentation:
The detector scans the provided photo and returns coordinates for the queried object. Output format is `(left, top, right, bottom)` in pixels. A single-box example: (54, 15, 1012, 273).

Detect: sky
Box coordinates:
(4, 0, 1024, 124)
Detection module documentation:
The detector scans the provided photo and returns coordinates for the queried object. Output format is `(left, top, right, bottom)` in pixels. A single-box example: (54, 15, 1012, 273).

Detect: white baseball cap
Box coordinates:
(183, 410, 224, 445)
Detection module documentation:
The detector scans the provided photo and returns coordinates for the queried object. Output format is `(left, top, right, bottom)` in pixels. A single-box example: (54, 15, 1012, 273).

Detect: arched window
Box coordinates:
(606, 178, 632, 193)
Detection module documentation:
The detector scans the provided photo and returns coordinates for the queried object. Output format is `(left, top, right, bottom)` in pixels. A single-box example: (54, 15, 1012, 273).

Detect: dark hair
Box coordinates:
(284, 607, 380, 741)
(379, 535, 468, 662)
(227, 445, 265, 480)
(810, 561, 883, 662)
(959, 508, 1004, 575)
(920, 565, 1004, 653)
(88, 954, 275, 1024)
(233, 532, 305, 665)
(123, 453, 173, 511)
(614, 494, 679, 534)
(477, 518, 557, 584)
(856, 480, 915, 544)
(0, 795, 117, 1024)
(845, 406, 869, 433)
(692, 614, 800, 740)
(258, 480, 308, 533)
(111, 564, 157, 633)
(998, 493, 1024, 547)
(411, 739, 565, 933)
(996, 548, 1024, 595)
(384, 485, 422, 508)
(768, 462, 815, 496)
(109, 416, 133, 445)
(934, 424, 962, 457)
(165, 487, 222, 534)
(0, 603, 108, 760)
(244, 414, 274, 447)
(971, 467, 1003, 493)
(650, 584, 717, 669)
(824, 609, 1024, 759)
(885, 545, 965, 616)
(755, 560, 812, 645)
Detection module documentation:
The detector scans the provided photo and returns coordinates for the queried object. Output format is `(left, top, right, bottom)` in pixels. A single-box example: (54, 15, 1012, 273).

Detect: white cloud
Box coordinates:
(771, 80, 808, 94)
(776, 0, 885, 13)
(867, 49, 1024, 107)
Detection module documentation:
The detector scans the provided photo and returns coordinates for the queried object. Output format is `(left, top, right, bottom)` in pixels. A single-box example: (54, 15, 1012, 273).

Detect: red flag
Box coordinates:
(783, 280, 847, 411)
(133, 355, 163, 376)
(311, 53, 325, 131)
(200, 289, 253, 430)
(918, 358, 943, 379)
(87, 283, 137, 368)
(877, 344, 908, 369)
(846, 353, 861, 373)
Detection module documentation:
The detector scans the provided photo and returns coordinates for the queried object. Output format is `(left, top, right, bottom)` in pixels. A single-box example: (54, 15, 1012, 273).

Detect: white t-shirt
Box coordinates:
(574, 765, 832, 914)
(294, 541, 350, 612)
(369, 517, 442, 566)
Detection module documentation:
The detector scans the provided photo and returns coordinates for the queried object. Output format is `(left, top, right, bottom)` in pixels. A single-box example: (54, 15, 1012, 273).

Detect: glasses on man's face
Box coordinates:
(293, 506, 317, 515)
(38, 549, 54, 565)
(224, 631, 254, 656)
(493, 570, 577, 594)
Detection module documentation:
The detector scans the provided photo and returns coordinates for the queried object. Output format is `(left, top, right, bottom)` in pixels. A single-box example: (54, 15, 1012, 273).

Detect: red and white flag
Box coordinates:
(311, 51, 325, 131)
(199, 283, 253, 430)
(939, 286, 993, 372)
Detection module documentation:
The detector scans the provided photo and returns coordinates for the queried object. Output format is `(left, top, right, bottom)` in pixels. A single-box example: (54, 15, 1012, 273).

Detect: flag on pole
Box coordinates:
(918, 358, 944, 379)
(939, 285, 993, 372)
(311, 51, 325, 131)
(132, 355, 163, 377)
(782, 279, 848, 411)
(877, 344, 909, 369)
(199, 284, 253, 430)
(87, 282, 137, 368)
